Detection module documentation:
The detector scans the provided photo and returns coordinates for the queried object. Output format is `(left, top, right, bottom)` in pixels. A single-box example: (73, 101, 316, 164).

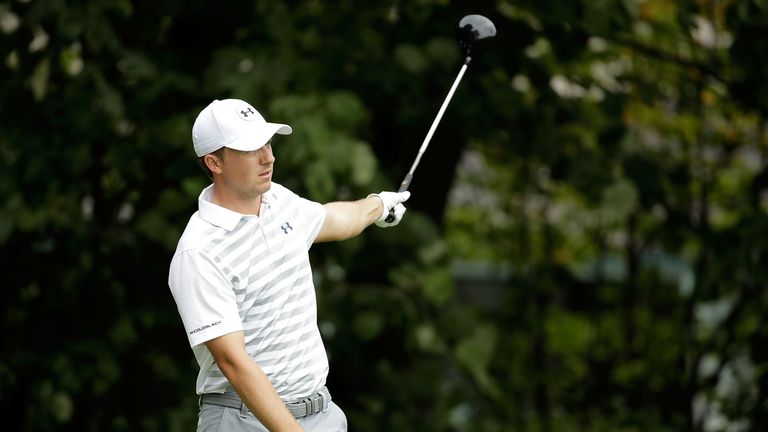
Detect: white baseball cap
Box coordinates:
(192, 99, 292, 157)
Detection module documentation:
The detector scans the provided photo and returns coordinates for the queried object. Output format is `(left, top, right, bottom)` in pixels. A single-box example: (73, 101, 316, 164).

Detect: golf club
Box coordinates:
(385, 14, 497, 223)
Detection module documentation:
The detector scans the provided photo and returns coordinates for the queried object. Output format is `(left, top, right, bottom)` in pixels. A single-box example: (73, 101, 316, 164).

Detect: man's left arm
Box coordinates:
(315, 191, 410, 242)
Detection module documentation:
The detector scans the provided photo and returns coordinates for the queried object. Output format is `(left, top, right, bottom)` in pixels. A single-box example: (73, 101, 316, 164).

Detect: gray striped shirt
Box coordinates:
(169, 183, 328, 400)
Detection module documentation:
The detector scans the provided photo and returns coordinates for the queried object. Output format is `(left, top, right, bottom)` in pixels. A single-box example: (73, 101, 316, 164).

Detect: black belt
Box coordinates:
(200, 386, 331, 419)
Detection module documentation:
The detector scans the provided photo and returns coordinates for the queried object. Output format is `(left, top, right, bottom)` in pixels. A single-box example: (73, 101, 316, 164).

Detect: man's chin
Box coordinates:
(258, 181, 272, 194)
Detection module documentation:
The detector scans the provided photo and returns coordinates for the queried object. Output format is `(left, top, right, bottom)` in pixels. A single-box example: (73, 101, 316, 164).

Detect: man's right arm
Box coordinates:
(205, 331, 303, 432)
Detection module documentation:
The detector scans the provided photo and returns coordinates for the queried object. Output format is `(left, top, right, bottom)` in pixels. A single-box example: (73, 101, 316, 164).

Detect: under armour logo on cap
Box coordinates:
(238, 106, 257, 121)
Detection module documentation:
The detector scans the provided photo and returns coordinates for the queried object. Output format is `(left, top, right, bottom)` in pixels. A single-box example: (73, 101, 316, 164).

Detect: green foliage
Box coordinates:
(446, 1, 768, 430)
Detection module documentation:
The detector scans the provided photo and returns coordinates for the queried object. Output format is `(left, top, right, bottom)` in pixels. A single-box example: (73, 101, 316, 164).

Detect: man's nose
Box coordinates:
(260, 145, 275, 164)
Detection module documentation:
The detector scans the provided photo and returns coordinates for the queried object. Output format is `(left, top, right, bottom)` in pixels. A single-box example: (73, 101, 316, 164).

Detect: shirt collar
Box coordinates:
(197, 184, 245, 231)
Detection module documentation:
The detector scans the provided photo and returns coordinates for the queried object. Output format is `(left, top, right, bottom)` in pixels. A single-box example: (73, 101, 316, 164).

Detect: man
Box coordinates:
(168, 98, 410, 432)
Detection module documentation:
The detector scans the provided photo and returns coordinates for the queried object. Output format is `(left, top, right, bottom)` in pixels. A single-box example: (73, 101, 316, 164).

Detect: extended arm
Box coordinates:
(315, 191, 410, 242)
(206, 332, 302, 432)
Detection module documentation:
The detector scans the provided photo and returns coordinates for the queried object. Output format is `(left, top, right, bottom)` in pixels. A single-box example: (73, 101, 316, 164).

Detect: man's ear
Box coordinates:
(204, 153, 223, 175)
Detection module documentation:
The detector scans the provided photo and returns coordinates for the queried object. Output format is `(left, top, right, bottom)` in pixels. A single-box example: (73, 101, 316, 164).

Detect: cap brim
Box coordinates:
(225, 123, 292, 152)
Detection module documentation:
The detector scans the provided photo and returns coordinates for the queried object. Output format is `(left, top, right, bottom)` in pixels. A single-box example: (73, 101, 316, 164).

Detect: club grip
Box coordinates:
(383, 173, 413, 223)
(397, 173, 413, 193)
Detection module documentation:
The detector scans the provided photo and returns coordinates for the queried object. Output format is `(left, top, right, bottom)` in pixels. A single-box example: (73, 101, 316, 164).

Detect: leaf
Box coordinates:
(349, 142, 377, 186)
(421, 267, 454, 305)
(599, 178, 639, 224)
(50, 392, 74, 423)
(394, 44, 428, 75)
(326, 91, 367, 129)
(454, 324, 501, 397)
(29, 58, 50, 101)
(353, 311, 384, 341)
(414, 323, 446, 353)
(59, 43, 84, 77)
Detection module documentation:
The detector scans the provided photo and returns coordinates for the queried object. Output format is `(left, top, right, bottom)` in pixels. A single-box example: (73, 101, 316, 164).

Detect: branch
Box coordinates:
(611, 35, 728, 85)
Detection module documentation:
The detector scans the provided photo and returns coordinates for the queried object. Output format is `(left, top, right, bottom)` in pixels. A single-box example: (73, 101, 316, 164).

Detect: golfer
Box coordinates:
(168, 98, 410, 431)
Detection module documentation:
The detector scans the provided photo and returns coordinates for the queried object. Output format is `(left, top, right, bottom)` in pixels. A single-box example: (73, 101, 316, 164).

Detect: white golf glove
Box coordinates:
(368, 191, 411, 227)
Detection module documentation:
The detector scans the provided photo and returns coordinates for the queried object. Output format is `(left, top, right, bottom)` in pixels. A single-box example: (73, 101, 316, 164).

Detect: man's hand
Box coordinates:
(206, 332, 303, 431)
(369, 191, 411, 227)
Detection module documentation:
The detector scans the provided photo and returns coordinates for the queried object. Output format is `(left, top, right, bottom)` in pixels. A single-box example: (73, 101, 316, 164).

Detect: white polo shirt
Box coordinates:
(168, 182, 328, 400)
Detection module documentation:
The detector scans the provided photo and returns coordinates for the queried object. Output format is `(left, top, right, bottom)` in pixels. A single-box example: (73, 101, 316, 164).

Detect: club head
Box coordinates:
(456, 14, 497, 60)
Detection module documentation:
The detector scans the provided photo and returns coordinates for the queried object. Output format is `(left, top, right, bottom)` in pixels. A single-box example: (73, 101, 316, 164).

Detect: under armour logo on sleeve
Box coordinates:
(281, 222, 293, 234)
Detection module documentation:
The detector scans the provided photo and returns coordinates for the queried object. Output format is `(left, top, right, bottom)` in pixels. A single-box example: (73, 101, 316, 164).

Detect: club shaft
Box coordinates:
(398, 62, 469, 192)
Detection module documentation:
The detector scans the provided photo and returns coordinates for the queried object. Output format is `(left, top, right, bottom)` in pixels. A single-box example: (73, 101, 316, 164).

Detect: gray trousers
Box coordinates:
(197, 401, 347, 432)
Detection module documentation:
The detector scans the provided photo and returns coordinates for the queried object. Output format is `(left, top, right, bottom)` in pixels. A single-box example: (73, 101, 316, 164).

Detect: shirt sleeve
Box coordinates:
(168, 248, 244, 348)
(296, 196, 326, 248)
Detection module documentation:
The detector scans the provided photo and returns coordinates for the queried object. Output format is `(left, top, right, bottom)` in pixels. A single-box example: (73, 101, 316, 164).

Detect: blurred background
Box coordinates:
(2, 0, 768, 431)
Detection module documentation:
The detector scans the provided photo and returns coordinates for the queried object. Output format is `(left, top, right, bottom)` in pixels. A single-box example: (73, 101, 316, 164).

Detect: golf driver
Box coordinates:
(385, 14, 497, 223)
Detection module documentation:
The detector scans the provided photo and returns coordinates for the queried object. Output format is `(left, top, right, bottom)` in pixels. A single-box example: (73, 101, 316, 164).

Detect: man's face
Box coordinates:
(216, 141, 276, 199)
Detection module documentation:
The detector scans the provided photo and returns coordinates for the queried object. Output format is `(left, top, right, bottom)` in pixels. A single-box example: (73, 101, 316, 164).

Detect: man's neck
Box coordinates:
(210, 185, 263, 216)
